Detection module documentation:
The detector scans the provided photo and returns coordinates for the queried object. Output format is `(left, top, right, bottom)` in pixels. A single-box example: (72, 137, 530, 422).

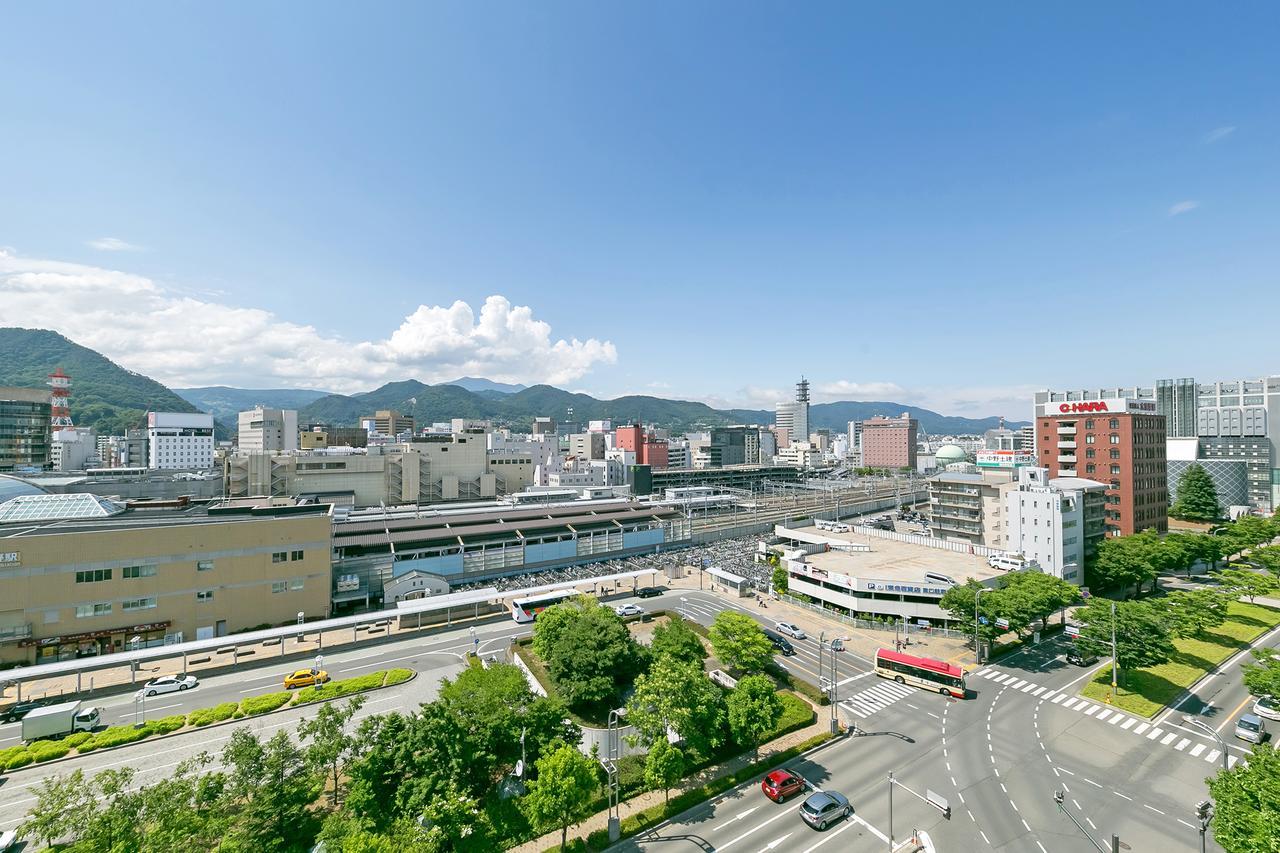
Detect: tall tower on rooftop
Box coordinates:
(48, 368, 73, 428)
(775, 376, 811, 447)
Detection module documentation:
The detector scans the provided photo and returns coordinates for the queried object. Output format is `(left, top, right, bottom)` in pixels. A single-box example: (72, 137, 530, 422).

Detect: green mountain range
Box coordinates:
(0, 328, 201, 436)
(0, 327, 1027, 439)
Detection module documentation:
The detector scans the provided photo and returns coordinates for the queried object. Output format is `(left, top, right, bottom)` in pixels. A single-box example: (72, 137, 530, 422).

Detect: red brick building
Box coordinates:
(861, 414, 918, 470)
(1034, 398, 1167, 536)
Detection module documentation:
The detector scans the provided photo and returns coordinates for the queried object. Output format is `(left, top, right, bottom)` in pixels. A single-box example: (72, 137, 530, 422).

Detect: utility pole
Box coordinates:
(974, 587, 991, 665)
(1110, 600, 1118, 702)
(888, 772, 951, 851)
(1196, 800, 1213, 853)
(1055, 790, 1120, 851)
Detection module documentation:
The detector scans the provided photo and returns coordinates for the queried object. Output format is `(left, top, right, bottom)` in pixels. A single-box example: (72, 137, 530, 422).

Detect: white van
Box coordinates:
(987, 554, 1026, 572)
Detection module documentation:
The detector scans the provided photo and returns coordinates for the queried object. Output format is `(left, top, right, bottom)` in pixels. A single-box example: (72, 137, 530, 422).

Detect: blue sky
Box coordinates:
(2, 3, 1277, 419)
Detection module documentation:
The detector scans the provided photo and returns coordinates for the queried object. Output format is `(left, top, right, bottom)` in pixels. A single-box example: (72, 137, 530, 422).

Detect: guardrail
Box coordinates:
(777, 594, 970, 639)
(851, 525, 1004, 558)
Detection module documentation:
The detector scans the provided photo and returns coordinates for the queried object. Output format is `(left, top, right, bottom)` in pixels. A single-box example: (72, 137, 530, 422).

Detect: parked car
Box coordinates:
(1065, 648, 1098, 667)
(764, 631, 795, 656)
(799, 790, 852, 830)
(1, 698, 50, 723)
(1236, 713, 1268, 744)
(0, 828, 17, 851)
(761, 769, 806, 803)
(615, 604, 644, 618)
(775, 622, 807, 640)
(140, 674, 199, 697)
(284, 668, 330, 689)
(634, 586, 663, 599)
(1253, 695, 1280, 721)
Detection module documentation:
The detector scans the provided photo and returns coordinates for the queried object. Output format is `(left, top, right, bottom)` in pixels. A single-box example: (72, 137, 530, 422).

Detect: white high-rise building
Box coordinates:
(775, 377, 810, 448)
(148, 412, 215, 470)
(238, 407, 298, 453)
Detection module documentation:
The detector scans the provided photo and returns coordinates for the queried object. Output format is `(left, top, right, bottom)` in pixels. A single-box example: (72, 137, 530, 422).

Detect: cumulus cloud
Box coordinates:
(1203, 126, 1236, 144)
(0, 250, 616, 393)
(87, 237, 143, 252)
(1168, 200, 1199, 217)
(814, 380, 912, 402)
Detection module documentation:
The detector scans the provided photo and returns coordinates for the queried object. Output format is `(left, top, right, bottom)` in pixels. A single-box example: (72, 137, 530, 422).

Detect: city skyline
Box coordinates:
(3, 4, 1278, 419)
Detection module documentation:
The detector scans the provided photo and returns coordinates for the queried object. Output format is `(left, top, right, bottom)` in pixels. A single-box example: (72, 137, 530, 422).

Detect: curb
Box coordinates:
(0, 670, 419, 777)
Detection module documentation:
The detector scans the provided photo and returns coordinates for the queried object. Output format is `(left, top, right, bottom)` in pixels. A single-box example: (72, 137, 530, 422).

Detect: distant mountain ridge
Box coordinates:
(445, 377, 527, 395)
(0, 327, 202, 436)
(0, 328, 1027, 438)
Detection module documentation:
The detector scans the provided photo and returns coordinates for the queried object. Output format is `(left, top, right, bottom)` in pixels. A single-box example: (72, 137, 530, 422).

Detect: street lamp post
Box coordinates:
(1196, 800, 1214, 853)
(605, 707, 628, 842)
(974, 587, 992, 665)
(1110, 601, 1118, 702)
(888, 772, 951, 851)
(1183, 717, 1230, 772)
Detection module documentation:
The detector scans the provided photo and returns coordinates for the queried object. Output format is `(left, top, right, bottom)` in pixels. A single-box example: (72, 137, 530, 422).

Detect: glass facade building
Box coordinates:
(0, 388, 52, 472)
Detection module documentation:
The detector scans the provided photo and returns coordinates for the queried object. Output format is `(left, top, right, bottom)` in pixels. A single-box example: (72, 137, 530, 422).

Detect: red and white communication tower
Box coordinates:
(48, 367, 74, 428)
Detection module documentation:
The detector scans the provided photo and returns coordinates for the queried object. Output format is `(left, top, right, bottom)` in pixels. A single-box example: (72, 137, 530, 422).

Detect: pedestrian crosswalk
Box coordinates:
(973, 668, 1243, 769)
(839, 678, 916, 718)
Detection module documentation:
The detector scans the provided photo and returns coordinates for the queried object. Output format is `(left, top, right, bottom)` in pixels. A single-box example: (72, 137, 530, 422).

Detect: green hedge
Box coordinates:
(28, 741, 71, 763)
(79, 724, 152, 752)
(241, 692, 292, 716)
(765, 661, 828, 706)
(5, 750, 33, 770)
(151, 714, 187, 735)
(188, 702, 239, 727)
(383, 668, 414, 686)
(292, 672, 384, 705)
(62, 732, 92, 748)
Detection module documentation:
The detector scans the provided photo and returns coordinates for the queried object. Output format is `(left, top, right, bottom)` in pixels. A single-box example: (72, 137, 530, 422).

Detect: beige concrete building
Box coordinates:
(928, 469, 1014, 545)
(224, 434, 536, 507)
(238, 406, 298, 453)
(362, 410, 414, 437)
(0, 496, 332, 665)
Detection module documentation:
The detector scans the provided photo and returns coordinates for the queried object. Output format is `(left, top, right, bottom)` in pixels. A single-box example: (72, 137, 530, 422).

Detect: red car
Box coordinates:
(761, 769, 806, 803)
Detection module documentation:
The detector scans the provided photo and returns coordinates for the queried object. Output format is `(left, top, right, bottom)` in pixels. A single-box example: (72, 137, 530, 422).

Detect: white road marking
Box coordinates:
(1190, 743, 1206, 757)
(1121, 718, 1137, 730)
(716, 805, 798, 851)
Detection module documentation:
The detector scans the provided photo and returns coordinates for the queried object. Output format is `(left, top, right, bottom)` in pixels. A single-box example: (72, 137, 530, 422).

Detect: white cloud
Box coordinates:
(813, 380, 912, 402)
(0, 250, 616, 393)
(1203, 126, 1236, 144)
(87, 237, 143, 252)
(1168, 200, 1199, 217)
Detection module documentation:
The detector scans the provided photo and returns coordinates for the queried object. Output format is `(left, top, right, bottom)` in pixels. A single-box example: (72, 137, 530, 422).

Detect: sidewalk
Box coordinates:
(509, 712, 835, 853)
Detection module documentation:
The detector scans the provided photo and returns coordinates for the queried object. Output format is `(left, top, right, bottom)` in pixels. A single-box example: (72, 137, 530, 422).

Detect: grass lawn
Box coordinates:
(1081, 600, 1280, 717)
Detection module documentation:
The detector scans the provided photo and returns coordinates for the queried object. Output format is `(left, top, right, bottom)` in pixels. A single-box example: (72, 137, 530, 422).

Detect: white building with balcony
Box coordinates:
(1000, 467, 1107, 585)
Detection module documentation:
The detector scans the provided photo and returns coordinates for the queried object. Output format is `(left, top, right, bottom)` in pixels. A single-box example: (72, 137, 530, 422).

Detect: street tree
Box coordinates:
(1248, 544, 1280, 573)
(222, 728, 322, 853)
(708, 610, 775, 673)
(1169, 463, 1222, 521)
(1073, 598, 1174, 685)
(345, 710, 450, 829)
(522, 741, 600, 851)
(727, 674, 784, 760)
(771, 565, 789, 595)
(626, 654, 727, 755)
(1207, 739, 1280, 853)
(939, 579, 1000, 647)
(417, 780, 495, 852)
(643, 738, 686, 805)
(1213, 568, 1278, 604)
(1242, 648, 1280, 699)
(22, 769, 96, 850)
(1086, 535, 1149, 596)
(1156, 589, 1231, 639)
(298, 695, 367, 805)
(997, 571, 1080, 632)
(649, 617, 707, 666)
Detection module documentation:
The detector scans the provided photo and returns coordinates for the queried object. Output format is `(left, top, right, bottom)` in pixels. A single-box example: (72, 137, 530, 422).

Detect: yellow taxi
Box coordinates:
(283, 668, 330, 689)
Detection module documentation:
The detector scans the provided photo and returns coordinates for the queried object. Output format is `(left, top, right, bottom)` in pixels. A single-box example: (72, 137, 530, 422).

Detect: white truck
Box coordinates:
(21, 700, 102, 742)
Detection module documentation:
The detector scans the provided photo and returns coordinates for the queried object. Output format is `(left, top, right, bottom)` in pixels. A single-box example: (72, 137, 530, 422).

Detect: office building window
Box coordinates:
(1110, 449, 1120, 459)
(272, 581, 287, 594)
(122, 597, 157, 612)
(290, 550, 304, 561)
(272, 552, 287, 563)
(123, 564, 157, 579)
(75, 602, 112, 618)
(75, 569, 113, 584)
(1109, 434, 1120, 444)
(1086, 435, 1096, 444)
(1111, 465, 1121, 475)
(196, 590, 214, 603)
(1086, 449, 1095, 458)
(197, 560, 215, 572)
(290, 578, 305, 591)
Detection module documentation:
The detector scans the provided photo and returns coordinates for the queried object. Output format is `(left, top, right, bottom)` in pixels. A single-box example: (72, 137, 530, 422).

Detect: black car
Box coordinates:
(634, 586, 663, 599)
(764, 631, 795, 656)
(1066, 648, 1098, 667)
(1, 699, 49, 723)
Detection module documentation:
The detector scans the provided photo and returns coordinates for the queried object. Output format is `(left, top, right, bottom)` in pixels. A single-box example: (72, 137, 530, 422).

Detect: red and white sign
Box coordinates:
(1059, 401, 1109, 413)
(1043, 398, 1157, 417)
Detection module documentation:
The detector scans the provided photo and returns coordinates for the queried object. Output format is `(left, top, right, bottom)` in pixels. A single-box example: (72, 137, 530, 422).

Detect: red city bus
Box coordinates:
(873, 648, 966, 698)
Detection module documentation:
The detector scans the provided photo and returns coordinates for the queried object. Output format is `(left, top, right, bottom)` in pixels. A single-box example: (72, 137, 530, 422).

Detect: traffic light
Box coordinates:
(1054, 791, 1065, 811)
(1196, 800, 1213, 822)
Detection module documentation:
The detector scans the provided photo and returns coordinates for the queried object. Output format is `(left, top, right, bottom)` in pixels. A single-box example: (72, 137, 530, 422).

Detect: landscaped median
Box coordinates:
(1080, 600, 1280, 717)
(0, 667, 414, 772)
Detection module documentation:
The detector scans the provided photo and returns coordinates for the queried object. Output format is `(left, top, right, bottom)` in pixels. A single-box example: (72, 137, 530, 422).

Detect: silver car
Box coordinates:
(139, 674, 199, 697)
(776, 621, 807, 640)
(1253, 695, 1280, 721)
(1235, 713, 1267, 744)
(799, 790, 851, 830)
(615, 604, 644, 618)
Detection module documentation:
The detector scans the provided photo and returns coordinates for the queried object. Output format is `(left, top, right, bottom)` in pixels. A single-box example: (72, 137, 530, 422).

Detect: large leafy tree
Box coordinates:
(531, 597, 648, 712)
(939, 579, 1000, 646)
(1155, 589, 1231, 639)
(521, 741, 600, 851)
(1242, 648, 1280, 699)
(1170, 463, 1223, 521)
(1073, 598, 1174, 685)
(1213, 568, 1278, 604)
(643, 738, 686, 805)
(707, 611, 775, 673)
(726, 674, 784, 760)
(221, 728, 322, 852)
(771, 565, 789, 594)
(1207, 739, 1280, 852)
(650, 617, 707, 666)
(626, 654, 727, 755)
(995, 571, 1080, 633)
